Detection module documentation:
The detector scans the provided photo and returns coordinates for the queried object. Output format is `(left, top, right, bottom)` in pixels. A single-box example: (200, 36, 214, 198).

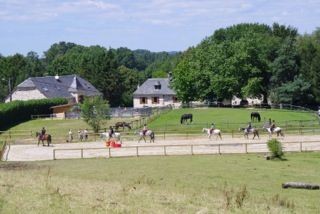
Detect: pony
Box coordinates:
(115, 122, 131, 131)
(137, 130, 155, 143)
(35, 132, 52, 146)
(250, 112, 261, 122)
(202, 128, 222, 140)
(239, 127, 259, 140)
(180, 113, 193, 124)
(263, 124, 284, 138)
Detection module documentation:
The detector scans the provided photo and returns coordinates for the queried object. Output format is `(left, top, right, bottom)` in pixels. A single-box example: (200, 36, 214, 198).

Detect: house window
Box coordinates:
(173, 96, 178, 103)
(152, 97, 159, 104)
(155, 84, 161, 90)
(140, 97, 147, 104)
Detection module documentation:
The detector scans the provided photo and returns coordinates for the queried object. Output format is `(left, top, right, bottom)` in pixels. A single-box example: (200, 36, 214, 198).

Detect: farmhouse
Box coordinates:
(133, 78, 181, 108)
(5, 74, 101, 103)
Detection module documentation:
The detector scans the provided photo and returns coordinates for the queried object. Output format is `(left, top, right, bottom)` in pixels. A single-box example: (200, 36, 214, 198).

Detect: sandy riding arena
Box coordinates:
(2, 134, 320, 161)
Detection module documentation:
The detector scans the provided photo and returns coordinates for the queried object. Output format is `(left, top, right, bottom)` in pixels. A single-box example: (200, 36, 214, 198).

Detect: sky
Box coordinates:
(0, 0, 319, 56)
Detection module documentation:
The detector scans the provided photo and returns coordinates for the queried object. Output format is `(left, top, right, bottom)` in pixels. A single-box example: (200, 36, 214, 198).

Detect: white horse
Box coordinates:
(137, 130, 155, 143)
(202, 128, 222, 140)
(264, 127, 284, 138)
(239, 128, 259, 139)
(100, 132, 121, 142)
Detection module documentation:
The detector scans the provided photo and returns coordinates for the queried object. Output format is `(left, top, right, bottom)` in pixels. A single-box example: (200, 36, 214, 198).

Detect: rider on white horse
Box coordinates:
(246, 122, 252, 133)
(210, 123, 215, 134)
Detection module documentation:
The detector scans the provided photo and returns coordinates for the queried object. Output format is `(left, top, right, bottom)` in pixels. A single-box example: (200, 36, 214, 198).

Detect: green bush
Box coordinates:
(267, 139, 284, 159)
(0, 98, 67, 130)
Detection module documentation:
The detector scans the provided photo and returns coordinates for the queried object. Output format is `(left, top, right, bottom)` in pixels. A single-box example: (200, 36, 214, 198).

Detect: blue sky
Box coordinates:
(1, 0, 319, 56)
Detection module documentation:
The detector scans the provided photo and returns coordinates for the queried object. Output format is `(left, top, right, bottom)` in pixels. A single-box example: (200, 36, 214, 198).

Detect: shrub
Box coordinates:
(267, 138, 284, 159)
(0, 98, 67, 130)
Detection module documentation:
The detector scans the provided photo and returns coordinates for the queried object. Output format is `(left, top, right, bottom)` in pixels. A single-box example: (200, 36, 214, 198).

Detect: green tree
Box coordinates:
(81, 96, 110, 133)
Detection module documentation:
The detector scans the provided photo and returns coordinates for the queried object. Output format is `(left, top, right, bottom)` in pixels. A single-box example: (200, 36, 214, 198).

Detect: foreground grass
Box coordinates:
(0, 153, 319, 213)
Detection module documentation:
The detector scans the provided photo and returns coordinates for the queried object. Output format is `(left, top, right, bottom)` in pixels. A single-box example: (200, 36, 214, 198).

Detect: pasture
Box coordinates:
(148, 108, 318, 133)
(0, 153, 320, 213)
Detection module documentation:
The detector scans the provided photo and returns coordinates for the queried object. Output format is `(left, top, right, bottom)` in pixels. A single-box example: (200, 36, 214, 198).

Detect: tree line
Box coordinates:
(0, 43, 180, 106)
(172, 23, 320, 108)
(1, 22, 319, 108)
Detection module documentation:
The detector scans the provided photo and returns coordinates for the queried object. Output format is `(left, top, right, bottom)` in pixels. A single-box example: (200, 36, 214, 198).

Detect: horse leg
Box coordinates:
(219, 133, 222, 140)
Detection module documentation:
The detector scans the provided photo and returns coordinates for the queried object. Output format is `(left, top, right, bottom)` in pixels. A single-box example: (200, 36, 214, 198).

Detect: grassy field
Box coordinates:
(0, 153, 319, 213)
(148, 108, 318, 133)
(1, 108, 318, 143)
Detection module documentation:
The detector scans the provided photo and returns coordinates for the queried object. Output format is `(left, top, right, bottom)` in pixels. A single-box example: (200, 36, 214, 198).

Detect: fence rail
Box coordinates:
(52, 140, 320, 160)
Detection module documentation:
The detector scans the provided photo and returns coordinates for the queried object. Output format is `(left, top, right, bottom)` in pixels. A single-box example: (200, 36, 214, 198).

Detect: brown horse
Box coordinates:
(36, 132, 52, 146)
(115, 122, 131, 131)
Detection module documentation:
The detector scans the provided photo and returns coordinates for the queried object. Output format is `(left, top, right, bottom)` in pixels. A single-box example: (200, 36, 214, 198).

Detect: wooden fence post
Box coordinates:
(108, 147, 111, 158)
(136, 146, 139, 157)
(81, 149, 83, 158)
(245, 143, 248, 153)
(191, 145, 194, 155)
(164, 146, 167, 156)
(299, 142, 302, 152)
(218, 144, 221, 155)
(53, 149, 56, 160)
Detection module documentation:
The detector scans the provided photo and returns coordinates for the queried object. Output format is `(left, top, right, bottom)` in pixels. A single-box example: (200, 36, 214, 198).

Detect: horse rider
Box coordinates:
(210, 123, 215, 134)
(246, 122, 252, 133)
(108, 126, 114, 139)
(41, 127, 46, 140)
(142, 124, 148, 136)
(270, 120, 276, 133)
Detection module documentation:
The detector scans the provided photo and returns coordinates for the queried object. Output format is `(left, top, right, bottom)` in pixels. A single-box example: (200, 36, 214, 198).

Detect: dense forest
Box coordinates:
(0, 43, 180, 106)
(0, 23, 320, 108)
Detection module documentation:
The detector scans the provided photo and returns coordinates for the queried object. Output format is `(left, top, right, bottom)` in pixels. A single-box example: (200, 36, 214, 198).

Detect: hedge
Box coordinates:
(0, 98, 68, 130)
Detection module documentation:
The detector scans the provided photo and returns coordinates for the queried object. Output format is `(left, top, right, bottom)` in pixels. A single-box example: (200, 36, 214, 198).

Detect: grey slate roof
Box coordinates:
(133, 78, 176, 96)
(16, 74, 101, 99)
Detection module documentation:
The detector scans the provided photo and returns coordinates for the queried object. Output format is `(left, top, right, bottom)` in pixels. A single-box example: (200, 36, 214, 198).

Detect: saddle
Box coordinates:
(210, 128, 215, 134)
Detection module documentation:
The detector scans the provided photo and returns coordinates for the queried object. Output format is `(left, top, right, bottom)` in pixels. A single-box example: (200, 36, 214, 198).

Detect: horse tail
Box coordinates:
(180, 116, 183, 124)
(258, 114, 261, 122)
(150, 132, 155, 142)
(48, 134, 51, 143)
(190, 114, 193, 122)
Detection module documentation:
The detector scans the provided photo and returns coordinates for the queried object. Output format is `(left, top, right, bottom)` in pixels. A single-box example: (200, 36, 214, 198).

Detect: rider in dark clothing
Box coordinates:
(109, 126, 114, 139)
(41, 127, 46, 140)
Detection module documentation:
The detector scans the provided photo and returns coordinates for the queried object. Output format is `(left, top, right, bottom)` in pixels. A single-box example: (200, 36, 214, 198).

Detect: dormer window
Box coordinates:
(154, 81, 161, 90)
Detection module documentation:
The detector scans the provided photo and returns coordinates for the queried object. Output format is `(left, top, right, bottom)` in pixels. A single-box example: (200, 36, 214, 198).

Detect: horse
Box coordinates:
(137, 130, 155, 143)
(35, 132, 52, 146)
(180, 113, 193, 124)
(202, 128, 222, 140)
(263, 125, 284, 138)
(100, 132, 121, 142)
(250, 112, 261, 122)
(115, 122, 131, 131)
(239, 128, 259, 140)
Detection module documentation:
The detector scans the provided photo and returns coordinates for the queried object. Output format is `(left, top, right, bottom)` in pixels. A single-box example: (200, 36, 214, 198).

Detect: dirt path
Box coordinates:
(2, 134, 320, 161)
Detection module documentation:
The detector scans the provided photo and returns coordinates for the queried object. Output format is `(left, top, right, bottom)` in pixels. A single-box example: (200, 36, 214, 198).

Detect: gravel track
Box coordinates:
(2, 134, 320, 161)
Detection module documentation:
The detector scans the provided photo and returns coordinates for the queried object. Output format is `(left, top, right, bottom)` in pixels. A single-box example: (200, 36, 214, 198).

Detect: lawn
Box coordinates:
(0, 153, 319, 213)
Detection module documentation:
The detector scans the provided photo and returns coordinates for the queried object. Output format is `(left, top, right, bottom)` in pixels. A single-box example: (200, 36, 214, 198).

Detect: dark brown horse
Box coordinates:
(115, 122, 131, 131)
(36, 132, 52, 146)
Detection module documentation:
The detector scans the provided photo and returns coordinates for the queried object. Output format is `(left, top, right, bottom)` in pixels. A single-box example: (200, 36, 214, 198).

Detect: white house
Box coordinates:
(5, 74, 101, 103)
(133, 78, 181, 108)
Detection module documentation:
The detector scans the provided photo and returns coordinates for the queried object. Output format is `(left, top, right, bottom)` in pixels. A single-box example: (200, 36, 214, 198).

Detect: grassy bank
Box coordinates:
(0, 153, 319, 213)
